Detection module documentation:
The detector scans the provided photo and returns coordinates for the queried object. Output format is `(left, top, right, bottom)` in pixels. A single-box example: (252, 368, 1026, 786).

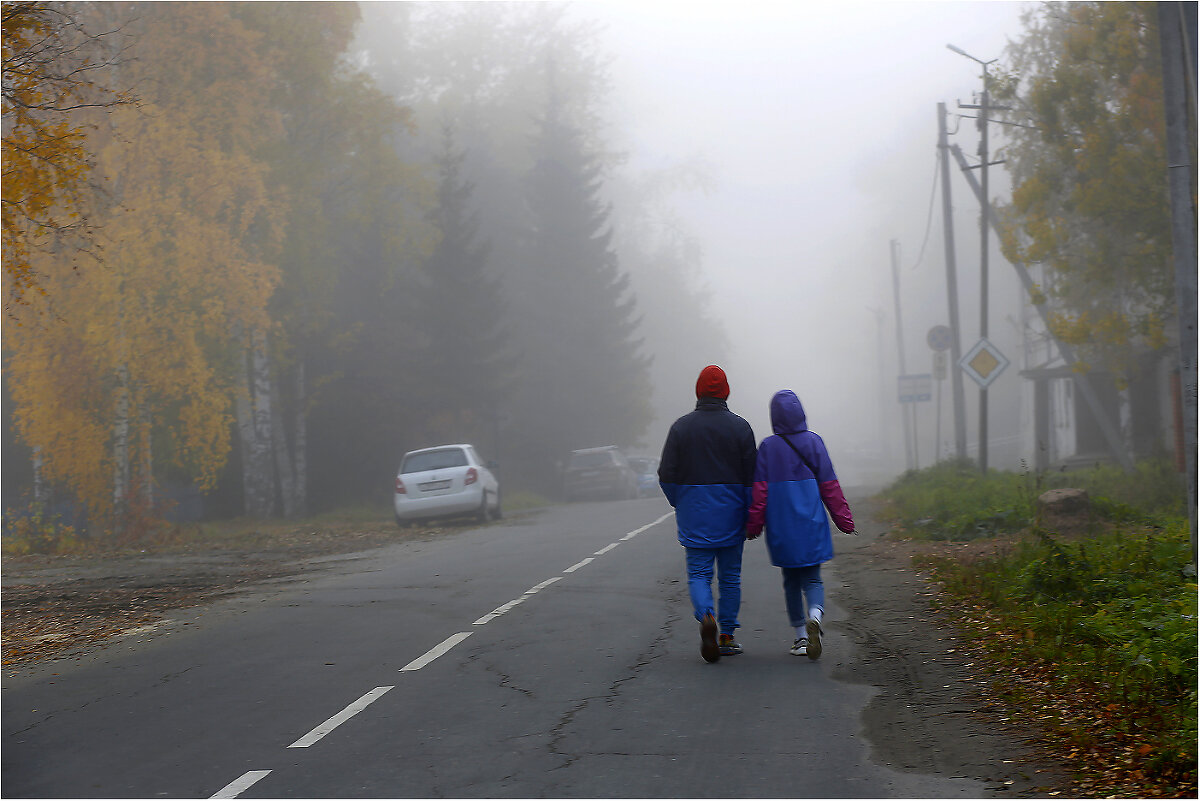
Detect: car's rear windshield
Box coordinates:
(569, 451, 615, 468)
(402, 448, 467, 473)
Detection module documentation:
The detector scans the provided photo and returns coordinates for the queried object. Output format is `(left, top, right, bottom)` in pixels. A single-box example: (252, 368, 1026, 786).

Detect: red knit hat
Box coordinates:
(696, 365, 730, 400)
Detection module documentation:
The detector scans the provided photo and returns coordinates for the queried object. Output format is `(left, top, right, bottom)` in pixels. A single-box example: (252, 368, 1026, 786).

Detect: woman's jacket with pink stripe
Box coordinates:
(746, 390, 854, 567)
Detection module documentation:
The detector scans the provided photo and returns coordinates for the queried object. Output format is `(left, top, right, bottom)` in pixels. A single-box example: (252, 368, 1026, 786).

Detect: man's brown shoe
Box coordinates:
(699, 613, 720, 663)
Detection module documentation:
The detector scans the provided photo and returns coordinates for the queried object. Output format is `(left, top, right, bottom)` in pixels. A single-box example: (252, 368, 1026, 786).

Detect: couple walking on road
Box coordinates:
(658, 364, 856, 663)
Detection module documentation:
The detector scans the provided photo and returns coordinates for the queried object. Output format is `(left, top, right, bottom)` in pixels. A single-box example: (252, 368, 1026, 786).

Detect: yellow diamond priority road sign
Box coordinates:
(959, 338, 1009, 388)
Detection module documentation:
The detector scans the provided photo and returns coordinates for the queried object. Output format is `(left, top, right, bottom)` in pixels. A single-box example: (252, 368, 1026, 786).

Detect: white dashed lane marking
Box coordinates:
(526, 576, 562, 593)
(474, 599, 524, 625)
(563, 557, 593, 573)
(211, 769, 271, 798)
(399, 632, 474, 672)
(209, 512, 673, 797)
(288, 686, 395, 748)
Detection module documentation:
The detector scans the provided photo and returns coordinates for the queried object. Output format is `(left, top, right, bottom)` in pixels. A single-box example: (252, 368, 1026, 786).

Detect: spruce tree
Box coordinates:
(508, 72, 652, 490)
(414, 122, 510, 454)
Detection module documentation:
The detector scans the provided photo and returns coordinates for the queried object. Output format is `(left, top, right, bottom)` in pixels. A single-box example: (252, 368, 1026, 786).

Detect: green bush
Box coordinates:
(2, 505, 86, 556)
(879, 458, 1038, 539)
(934, 523, 1197, 781)
(879, 456, 1187, 540)
(1059, 458, 1188, 518)
(881, 458, 1196, 786)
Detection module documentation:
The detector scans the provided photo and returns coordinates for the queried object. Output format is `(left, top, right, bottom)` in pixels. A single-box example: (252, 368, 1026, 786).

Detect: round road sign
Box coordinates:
(927, 325, 952, 352)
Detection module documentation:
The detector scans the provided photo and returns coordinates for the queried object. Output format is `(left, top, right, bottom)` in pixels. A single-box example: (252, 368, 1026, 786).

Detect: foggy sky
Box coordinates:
(575, 0, 1033, 485)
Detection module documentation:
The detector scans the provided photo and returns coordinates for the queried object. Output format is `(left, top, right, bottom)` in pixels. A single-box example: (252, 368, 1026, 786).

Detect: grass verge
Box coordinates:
(877, 458, 1197, 796)
(3, 491, 555, 558)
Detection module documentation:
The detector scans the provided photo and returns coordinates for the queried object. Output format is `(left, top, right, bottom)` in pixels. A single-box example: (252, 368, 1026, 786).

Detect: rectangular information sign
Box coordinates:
(898, 373, 933, 403)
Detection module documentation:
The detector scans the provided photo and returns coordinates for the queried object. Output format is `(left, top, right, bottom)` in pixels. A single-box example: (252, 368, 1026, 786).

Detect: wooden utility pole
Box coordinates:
(937, 102, 968, 463)
(891, 240, 915, 471)
(955, 68, 998, 471)
(948, 44, 1007, 472)
(950, 143, 1135, 473)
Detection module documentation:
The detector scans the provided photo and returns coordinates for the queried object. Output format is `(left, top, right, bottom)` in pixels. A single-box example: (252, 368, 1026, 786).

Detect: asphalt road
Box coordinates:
(3, 498, 990, 798)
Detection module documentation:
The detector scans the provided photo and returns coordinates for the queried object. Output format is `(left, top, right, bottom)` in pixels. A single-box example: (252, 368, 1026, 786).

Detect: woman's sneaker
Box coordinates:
(790, 638, 808, 656)
(718, 634, 743, 656)
(805, 617, 823, 660)
(699, 614, 720, 663)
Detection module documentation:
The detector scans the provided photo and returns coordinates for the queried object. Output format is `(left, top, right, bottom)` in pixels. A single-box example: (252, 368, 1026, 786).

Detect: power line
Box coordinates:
(908, 148, 941, 272)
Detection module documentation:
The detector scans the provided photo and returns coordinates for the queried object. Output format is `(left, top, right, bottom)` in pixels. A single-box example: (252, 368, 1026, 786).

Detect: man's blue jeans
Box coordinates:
(684, 542, 744, 634)
(781, 564, 824, 627)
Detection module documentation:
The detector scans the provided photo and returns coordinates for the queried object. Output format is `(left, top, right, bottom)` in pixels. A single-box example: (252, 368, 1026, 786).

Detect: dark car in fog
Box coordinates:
(626, 456, 660, 497)
(562, 446, 638, 501)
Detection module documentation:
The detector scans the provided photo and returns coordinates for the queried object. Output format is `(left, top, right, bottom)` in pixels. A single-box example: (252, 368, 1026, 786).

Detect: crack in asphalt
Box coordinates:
(7, 661, 197, 740)
(545, 605, 680, 774)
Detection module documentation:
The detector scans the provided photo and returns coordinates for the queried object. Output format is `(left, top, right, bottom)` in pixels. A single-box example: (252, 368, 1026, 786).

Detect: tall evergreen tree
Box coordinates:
(297, 95, 435, 511)
(608, 162, 730, 449)
(507, 70, 652, 490)
(413, 122, 510, 453)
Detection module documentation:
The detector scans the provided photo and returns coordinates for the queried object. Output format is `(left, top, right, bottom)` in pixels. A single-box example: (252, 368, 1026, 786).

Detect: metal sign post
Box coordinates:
(897, 373, 933, 470)
(928, 326, 952, 463)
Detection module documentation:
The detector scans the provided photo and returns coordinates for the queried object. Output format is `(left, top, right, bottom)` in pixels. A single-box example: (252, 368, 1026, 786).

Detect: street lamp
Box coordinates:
(948, 43, 999, 473)
(946, 43, 995, 67)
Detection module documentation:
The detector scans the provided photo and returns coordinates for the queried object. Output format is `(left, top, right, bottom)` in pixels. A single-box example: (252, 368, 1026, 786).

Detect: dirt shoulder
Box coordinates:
(2, 522, 442, 668)
(833, 519, 1075, 797)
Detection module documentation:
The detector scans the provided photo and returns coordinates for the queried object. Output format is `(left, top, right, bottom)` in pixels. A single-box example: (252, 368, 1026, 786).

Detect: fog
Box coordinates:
(2, 1, 1059, 522)
(345, 0, 1048, 497)
(576, 1, 1033, 486)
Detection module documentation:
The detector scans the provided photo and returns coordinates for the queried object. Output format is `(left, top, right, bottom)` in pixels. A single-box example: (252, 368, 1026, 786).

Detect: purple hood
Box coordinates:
(769, 390, 808, 435)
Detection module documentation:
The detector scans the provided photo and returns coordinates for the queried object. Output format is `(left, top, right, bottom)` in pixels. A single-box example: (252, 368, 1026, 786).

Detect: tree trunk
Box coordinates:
(248, 328, 277, 516)
(236, 329, 277, 517)
(139, 407, 154, 510)
(268, 358, 309, 519)
(234, 341, 257, 513)
(112, 365, 131, 516)
(272, 372, 297, 518)
(32, 446, 46, 506)
(293, 360, 308, 517)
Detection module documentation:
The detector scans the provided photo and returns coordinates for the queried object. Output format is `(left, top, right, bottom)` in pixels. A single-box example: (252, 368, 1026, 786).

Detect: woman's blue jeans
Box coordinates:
(684, 542, 744, 634)
(781, 564, 824, 627)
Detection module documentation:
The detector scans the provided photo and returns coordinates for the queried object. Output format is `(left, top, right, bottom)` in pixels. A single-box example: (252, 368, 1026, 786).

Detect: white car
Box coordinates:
(393, 444, 501, 524)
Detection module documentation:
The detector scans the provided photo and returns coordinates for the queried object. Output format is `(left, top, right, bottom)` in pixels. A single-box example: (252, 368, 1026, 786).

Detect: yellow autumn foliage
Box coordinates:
(996, 2, 1173, 379)
(1, 3, 128, 309)
(5, 3, 282, 522)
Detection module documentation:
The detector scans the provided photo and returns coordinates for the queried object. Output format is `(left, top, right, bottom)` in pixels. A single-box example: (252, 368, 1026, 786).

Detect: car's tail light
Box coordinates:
(395, 477, 406, 494)
(465, 467, 478, 486)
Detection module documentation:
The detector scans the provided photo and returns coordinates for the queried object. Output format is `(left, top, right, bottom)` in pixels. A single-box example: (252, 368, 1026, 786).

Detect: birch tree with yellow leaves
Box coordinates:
(5, 3, 282, 528)
(1, 1, 130, 310)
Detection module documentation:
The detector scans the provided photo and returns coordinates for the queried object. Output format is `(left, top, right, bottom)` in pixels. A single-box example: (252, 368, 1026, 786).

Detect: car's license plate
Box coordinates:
(419, 479, 451, 491)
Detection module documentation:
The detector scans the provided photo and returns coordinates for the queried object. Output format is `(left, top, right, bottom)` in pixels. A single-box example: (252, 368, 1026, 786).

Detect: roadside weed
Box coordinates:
(2, 504, 86, 556)
(880, 458, 1196, 791)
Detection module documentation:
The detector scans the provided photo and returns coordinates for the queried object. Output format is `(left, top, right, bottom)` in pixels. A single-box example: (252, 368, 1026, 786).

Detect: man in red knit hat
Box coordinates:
(658, 365, 757, 662)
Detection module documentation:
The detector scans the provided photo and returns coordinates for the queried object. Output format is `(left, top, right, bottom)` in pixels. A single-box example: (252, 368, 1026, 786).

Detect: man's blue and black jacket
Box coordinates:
(658, 398, 757, 549)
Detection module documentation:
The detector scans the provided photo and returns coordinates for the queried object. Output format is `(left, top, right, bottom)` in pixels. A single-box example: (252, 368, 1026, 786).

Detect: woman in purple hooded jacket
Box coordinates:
(745, 390, 855, 659)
